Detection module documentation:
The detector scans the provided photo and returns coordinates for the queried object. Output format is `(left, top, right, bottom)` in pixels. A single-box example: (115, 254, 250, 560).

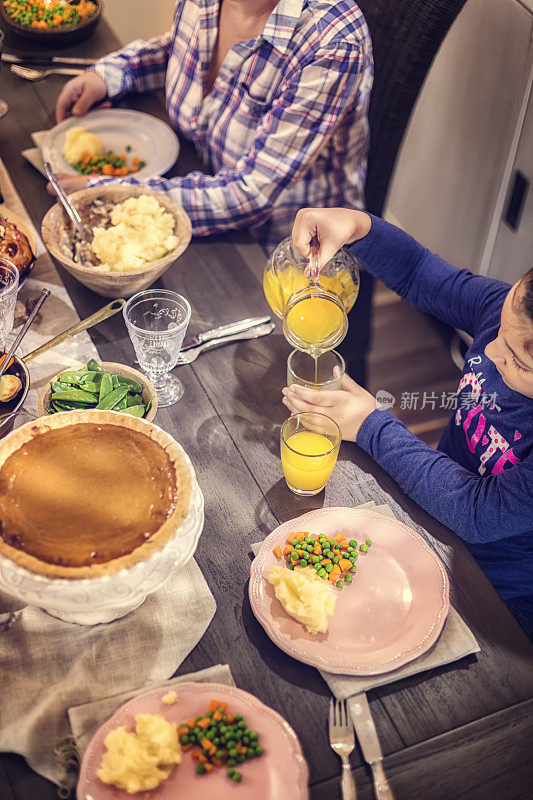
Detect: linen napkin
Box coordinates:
(0, 559, 216, 789)
(251, 501, 479, 738)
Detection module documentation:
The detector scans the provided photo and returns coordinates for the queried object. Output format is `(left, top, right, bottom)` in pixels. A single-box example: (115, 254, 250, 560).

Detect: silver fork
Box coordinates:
(11, 64, 84, 81)
(329, 698, 356, 800)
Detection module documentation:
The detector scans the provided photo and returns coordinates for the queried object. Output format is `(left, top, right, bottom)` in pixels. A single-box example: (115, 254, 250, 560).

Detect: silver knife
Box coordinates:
(348, 694, 394, 800)
(1, 53, 97, 66)
(181, 315, 271, 351)
(176, 321, 274, 366)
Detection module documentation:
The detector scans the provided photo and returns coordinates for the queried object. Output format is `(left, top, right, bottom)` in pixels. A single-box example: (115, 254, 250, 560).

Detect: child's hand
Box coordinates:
(281, 373, 376, 442)
(292, 208, 372, 271)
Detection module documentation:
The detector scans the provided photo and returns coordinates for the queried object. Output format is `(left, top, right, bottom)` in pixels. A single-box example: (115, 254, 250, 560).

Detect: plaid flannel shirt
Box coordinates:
(90, 0, 373, 251)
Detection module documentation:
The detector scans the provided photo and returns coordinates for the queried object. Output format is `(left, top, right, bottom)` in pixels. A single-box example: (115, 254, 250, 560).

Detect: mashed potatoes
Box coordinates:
(268, 564, 337, 634)
(97, 713, 182, 794)
(62, 126, 104, 164)
(90, 195, 180, 272)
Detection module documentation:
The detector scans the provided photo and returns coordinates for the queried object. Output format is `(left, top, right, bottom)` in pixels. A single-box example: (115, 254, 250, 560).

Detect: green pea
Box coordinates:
(242, 735, 250, 745)
(96, 385, 129, 410)
(216, 749, 226, 759)
(227, 758, 236, 767)
(345, 574, 353, 583)
(314, 562, 321, 571)
(86, 359, 103, 372)
(346, 546, 354, 554)
(325, 564, 333, 573)
(360, 543, 369, 552)
(332, 555, 340, 564)
(349, 539, 357, 548)
(300, 559, 308, 568)
(227, 768, 235, 777)
(180, 734, 189, 745)
(247, 747, 255, 758)
(336, 580, 344, 588)
(291, 539, 298, 546)
(195, 764, 205, 775)
(249, 732, 258, 740)
(352, 552, 358, 560)
(310, 555, 319, 564)
(349, 565, 357, 573)
(236, 755, 245, 763)
(232, 772, 242, 782)
(234, 714, 243, 722)
(366, 539, 373, 546)
(226, 740, 236, 749)
(228, 748, 238, 758)
(255, 746, 264, 756)
(318, 568, 327, 579)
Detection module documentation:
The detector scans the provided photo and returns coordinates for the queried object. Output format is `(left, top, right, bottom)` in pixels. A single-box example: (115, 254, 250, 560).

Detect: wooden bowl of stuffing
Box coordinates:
(41, 185, 192, 299)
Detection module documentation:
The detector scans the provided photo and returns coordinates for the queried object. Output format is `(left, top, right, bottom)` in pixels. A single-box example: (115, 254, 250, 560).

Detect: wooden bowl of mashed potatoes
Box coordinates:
(41, 186, 192, 299)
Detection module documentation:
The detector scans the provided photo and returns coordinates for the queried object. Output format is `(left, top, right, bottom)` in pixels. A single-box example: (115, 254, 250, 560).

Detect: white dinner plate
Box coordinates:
(44, 109, 180, 181)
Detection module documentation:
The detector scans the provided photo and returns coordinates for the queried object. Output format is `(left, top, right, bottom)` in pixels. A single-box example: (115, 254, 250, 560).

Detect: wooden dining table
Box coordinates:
(1, 17, 532, 800)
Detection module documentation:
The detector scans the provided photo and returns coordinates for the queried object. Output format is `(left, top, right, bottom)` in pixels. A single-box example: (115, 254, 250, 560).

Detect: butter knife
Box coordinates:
(181, 315, 271, 351)
(176, 321, 274, 365)
(1, 53, 96, 66)
(348, 694, 394, 800)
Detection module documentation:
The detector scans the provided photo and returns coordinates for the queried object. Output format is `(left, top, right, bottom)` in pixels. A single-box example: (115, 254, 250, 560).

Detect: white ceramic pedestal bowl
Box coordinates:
(0, 413, 204, 625)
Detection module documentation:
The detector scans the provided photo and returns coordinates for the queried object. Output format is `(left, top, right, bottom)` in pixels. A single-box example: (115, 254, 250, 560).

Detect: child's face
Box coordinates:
(484, 283, 533, 399)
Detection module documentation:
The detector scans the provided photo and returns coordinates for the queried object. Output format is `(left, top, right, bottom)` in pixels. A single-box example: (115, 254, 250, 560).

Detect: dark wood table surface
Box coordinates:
(1, 18, 532, 800)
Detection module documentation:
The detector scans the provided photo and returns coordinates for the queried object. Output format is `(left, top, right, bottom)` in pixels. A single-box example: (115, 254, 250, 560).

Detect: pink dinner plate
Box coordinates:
(77, 682, 309, 800)
(249, 508, 449, 675)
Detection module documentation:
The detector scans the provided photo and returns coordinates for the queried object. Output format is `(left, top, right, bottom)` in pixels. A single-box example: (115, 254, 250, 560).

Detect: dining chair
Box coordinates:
(342, 0, 468, 385)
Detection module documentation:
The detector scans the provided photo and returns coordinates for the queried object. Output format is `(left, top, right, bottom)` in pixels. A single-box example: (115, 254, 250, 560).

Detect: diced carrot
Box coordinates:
(297, 549, 306, 557)
(191, 748, 201, 759)
(283, 545, 293, 556)
(335, 533, 345, 542)
(332, 564, 341, 575)
(273, 545, 283, 558)
(204, 763, 214, 773)
(210, 700, 228, 712)
(212, 757, 223, 767)
(213, 710, 223, 721)
(101, 163, 114, 175)
(321, 558, 332, 566)
(225, 713, 235, 724)
(187, 718, 196, 728)
(339, 558, 352, 572)
(177, 726, 189, 737)
(235, 742, 247, 754)
(198, 752, 208, 764)
(333, 548, 340, 556)
(286, 534, 295, 544)
(197, 718, 210, 729)
(295, 532, 307, 541)
(328, 572, 338, 582)
(201, 737, 211, 751)
(182, 743, 193, 751)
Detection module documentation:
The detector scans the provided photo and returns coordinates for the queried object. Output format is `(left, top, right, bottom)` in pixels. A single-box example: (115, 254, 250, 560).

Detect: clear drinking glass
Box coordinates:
(123, 289, 191, 407)
(287, 349, 345, 391)
(280, 412, 341, 496)
(0, 258, 19, 351)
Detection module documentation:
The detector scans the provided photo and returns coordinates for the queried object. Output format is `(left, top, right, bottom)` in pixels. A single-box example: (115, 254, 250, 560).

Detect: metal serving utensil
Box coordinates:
(0, 288, 50, 382)
(43, 159, 85, 237)
(11, 64, 84, 81)
(175, 321, 274, 366)
(348, 694, 394, 800)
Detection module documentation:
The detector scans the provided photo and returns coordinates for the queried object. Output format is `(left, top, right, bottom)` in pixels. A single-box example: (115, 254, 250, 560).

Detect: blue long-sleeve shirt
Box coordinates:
(350, 216, 533, 636)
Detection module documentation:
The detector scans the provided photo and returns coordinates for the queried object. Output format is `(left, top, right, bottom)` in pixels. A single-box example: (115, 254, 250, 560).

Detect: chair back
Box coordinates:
(357, 0, 468, 215)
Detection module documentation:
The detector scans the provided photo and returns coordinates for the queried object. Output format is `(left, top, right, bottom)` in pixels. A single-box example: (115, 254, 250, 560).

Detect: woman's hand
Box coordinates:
(281, 373, 376, 442)
(55, 72, 110, 123)
(292, 207, 372, 271)
(46, 174, 90, 196)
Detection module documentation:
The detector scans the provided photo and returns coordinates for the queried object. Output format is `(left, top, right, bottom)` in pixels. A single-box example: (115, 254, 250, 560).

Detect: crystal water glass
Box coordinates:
(123, 289, 191, 407)
(0, 259, 19, 351)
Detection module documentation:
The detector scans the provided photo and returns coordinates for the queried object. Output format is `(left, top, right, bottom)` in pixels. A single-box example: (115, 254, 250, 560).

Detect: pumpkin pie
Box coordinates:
(0, 411, 192, 578)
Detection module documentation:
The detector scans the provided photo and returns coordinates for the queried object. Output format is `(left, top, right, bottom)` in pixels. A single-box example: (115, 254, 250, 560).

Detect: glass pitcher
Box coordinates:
(263, 236, 360, 354)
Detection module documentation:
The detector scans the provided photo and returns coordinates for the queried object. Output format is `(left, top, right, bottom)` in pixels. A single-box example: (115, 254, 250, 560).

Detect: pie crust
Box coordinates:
(0, 410, 193, 579)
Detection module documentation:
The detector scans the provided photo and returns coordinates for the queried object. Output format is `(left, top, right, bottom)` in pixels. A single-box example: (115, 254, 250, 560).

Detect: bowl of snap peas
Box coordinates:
(38, 359, 158, 421)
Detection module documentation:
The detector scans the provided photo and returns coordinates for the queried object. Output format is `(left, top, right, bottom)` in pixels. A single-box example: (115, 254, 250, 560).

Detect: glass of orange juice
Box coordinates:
(280, 412, 341, 496)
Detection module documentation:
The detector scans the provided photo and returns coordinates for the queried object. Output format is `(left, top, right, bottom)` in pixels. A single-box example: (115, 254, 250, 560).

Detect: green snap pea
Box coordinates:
(98, 372, 113, 401)
(58, 369, 86, 384)
(111, 374, 120, 389)
(126, 393, 143, 407)
(113, 396, 128, 411)
(50, 381, 72, 392)
(124, 404, 145, 417)
(115, 375, 143, 393)
(95, 386, 129, 410)
(51, 389, 98, 404)
(86, 359, 103, 372)
(78, 371, 101, 384)
(81, 381, 100, 394)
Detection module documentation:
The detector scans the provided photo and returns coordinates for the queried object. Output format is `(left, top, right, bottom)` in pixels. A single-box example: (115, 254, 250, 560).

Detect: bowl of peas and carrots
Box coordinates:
(0, 0, 102, 45)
